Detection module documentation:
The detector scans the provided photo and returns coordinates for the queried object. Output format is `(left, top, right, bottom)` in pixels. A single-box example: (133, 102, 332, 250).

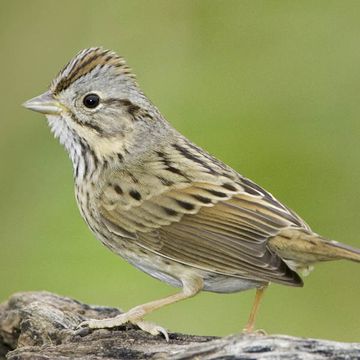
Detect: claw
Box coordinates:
(76, 320, 91, 330)
(135, 320, 169, 342)
(74, 314, 169, 341)
(74, 325, 92, 336)
(242, 327, 267, 336)
(74, 319, 97, 336)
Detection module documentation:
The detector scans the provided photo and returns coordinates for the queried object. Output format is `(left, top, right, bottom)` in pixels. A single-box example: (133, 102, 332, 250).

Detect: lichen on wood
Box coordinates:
(0, 292, 359, 359)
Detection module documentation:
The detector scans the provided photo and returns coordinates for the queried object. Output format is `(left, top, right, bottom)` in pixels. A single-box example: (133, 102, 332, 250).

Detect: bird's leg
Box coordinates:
(243, 284, 268, 334)
(77, 276, 203, 341)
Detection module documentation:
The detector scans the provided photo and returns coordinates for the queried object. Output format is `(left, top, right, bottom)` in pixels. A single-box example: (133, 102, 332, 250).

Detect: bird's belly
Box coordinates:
(123, 250, 263, 294)
(91, 222, 264, 294)
(202, 273, 263, 293)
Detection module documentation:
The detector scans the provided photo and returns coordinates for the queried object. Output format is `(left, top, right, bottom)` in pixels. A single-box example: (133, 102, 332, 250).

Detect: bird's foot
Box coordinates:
(77, 312, 169, 341)
(242, 326, 267, 336)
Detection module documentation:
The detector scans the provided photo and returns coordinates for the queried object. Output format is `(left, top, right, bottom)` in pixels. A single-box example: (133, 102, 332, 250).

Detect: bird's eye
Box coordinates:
(83, 93, 100, 109)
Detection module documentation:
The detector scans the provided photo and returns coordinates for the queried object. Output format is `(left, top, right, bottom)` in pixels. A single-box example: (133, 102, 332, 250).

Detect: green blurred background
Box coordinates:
(1, 0, 360, 342)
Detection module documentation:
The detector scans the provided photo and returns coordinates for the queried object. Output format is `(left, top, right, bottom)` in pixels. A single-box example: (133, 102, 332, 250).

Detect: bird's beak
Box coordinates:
(23, 91, 62, 115)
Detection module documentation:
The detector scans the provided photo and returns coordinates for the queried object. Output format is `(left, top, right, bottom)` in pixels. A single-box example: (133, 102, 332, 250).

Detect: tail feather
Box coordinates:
(269, 228, 360, 265)
(325, 238, 360, 262)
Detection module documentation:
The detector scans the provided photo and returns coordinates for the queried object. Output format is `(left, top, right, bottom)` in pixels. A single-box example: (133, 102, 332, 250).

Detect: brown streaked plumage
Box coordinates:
(52, 48, 135, 95)
(23, 47, 360, 340)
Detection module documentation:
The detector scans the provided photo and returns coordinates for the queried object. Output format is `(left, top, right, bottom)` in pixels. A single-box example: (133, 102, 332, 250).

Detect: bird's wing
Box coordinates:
(98, 140, 307, 286)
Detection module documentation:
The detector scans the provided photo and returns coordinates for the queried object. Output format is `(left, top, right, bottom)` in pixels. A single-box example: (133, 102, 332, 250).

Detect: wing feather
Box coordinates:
(98, 142, 306, 286)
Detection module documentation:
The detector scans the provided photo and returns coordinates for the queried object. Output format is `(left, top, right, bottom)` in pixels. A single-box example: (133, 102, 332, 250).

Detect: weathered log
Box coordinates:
(0, 291, 359, 359)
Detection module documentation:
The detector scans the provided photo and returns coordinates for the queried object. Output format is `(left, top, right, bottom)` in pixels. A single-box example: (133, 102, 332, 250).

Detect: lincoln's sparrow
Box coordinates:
(23, 48, 360, 340)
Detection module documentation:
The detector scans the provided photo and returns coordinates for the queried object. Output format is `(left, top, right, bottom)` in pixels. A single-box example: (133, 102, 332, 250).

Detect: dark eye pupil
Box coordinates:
(83, 93, 100, 108)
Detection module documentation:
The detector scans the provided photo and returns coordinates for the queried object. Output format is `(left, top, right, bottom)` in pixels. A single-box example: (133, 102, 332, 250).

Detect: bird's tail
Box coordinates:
(317, 238, 360, 262)
(269, 228, 360, 265)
